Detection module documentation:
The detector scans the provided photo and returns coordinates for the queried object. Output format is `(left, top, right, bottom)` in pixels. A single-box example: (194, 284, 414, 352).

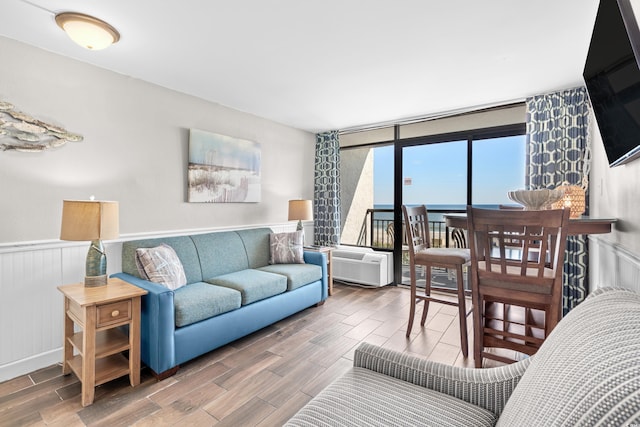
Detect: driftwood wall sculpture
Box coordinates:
(0, 100, 83, 152)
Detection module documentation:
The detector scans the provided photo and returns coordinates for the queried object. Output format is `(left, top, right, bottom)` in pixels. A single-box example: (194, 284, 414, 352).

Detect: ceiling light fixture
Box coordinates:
(55, 12, 120, 50)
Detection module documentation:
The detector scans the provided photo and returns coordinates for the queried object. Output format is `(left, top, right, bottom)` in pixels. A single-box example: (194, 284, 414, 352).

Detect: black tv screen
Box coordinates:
(584, 0, 640, 167)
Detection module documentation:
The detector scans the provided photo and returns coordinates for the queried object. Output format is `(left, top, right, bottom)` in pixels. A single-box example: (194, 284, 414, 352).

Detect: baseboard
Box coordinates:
(0, 348, 62, 383)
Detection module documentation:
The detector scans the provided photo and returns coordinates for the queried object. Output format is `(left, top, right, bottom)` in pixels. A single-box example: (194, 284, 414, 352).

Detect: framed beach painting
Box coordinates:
(188, 129, 261, 203)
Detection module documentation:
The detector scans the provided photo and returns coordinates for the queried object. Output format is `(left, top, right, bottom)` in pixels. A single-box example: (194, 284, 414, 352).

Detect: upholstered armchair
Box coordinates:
(286, 287, 640, 426)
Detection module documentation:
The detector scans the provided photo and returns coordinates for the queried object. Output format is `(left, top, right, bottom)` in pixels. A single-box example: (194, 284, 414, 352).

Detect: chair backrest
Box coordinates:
(467, 207, 570, 332)
(467, 207, 569, 293)
(497, 287, 640, 426)
(451, 227, 467, 249)
(402, 205, 431, 258)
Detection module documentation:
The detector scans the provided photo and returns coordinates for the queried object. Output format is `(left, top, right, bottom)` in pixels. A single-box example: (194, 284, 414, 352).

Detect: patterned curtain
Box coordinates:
(526, 87, 590, 314)
(314, 131, 341, 246)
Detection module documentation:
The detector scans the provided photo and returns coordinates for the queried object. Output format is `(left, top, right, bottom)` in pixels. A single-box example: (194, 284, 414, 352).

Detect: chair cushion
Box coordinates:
(285, 367, 496, 427)
(174, 282, 241, 327)
(206, 269, 287, 305)
(415, 247, 470, 265)
(258, 263, 322, 290)
(477, 261, 555, 294)
(497, 288, 640, 426)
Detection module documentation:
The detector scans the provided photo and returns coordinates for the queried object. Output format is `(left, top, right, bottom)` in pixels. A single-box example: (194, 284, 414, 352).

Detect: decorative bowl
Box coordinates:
(507, 189, 565, 210)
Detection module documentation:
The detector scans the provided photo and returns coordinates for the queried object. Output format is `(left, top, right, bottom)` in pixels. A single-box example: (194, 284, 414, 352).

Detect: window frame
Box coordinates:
(392, 123, 526, 284)
(337, 122, 526, 285)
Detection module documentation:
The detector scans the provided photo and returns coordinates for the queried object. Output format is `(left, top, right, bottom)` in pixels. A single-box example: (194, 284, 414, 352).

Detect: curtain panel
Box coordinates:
(525, 87, 590, 314)
(314, 131, 341, 246)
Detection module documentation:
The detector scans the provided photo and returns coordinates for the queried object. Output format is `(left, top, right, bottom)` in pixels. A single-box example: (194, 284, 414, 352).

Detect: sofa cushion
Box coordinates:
(206, 269, 287, 305)
(285, 367, 496, 427)
(236, 228, 272, 268)
(497, 288, 640, 426)
(122, 236, 203, 284)
(269, 231, 304, 264)
(191, 232, 250, 278)
(135, 244, 187, 290)
(258, 264, 322, 291)
(174, 282, 241, 327)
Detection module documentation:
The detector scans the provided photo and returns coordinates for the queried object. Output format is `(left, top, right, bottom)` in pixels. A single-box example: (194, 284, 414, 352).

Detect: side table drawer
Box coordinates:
(97, 300, 131, 327)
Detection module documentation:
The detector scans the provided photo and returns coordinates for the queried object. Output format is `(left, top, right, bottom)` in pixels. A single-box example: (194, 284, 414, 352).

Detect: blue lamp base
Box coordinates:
(84, 239, 108, 287)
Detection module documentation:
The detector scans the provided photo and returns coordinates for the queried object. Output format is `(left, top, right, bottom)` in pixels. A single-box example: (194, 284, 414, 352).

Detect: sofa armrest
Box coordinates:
(111, 272, 177, 374)
(303, 250, 325, 267)
(303, 251, 328, 300)
(354, 342, 531, 416)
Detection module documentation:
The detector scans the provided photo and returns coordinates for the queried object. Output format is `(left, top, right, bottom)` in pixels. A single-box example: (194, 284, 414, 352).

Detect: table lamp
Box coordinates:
(552, 184, 586, 218)
(60, 199, 119, 287)
(288, 199, 312, 231)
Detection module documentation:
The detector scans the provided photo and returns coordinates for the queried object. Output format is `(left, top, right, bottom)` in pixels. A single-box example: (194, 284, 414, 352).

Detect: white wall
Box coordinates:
(0, 37, 316, 382)
(589, 108, 640, 292)
(340, 148, 374, 245)
(0, 37, 315, 244)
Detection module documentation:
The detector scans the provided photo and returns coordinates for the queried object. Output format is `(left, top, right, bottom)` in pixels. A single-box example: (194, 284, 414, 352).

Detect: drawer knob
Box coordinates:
(111, 310, 120, 317)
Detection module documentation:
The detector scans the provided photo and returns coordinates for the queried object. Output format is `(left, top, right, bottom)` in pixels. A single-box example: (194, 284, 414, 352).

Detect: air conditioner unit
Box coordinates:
(332, 246, 393, 287)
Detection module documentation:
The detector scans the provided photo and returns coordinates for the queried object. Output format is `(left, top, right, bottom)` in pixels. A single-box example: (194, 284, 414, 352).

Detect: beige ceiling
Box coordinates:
(1, 0, 600, 133)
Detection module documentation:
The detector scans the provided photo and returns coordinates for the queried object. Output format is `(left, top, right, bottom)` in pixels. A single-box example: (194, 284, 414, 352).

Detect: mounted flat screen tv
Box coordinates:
(584, 0, 640, 167)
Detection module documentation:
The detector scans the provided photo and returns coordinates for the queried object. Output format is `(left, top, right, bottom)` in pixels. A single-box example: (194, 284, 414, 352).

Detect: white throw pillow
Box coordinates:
(135, 244, 187, 290)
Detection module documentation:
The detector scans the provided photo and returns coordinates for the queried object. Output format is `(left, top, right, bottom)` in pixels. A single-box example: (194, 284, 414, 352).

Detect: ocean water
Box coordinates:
(373, 204, 501, 223)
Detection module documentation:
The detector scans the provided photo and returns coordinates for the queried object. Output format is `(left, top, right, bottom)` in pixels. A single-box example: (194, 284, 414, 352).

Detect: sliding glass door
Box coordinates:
(339, 123, 526, 287)
(472, 135, 526, 205)
(397, 132, 525, 286)
(402, 139, 468, 230)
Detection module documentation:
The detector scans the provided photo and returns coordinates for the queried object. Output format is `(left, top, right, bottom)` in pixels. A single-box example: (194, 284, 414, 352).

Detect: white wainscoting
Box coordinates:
(0, 222, 303, 383)
(590, 236, 640, 293)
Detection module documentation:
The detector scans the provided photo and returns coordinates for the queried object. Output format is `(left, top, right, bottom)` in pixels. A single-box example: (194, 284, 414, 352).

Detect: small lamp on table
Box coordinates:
(60, 199, 119, 287)
(288, 199, 313, 231)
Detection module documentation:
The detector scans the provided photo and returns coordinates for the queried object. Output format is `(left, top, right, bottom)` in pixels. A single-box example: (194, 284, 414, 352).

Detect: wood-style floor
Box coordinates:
(0, 283, 505, 426)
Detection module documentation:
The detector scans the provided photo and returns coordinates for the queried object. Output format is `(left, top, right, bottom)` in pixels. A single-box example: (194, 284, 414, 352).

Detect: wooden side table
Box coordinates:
(58, 277, 147, 406)
(304, 246, 335, 295)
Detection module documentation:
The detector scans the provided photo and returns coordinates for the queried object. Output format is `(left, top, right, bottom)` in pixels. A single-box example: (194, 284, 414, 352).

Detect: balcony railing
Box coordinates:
(347, 207, 471, 290)
(356, 207, 467, 249)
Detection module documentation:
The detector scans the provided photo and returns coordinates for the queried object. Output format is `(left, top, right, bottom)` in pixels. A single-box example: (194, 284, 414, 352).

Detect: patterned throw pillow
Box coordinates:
(135, 244, 187, 290)
(269, 231, 305, 264)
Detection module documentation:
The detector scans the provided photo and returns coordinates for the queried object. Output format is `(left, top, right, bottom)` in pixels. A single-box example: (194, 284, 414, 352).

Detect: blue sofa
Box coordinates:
(112, 227, 328, 377)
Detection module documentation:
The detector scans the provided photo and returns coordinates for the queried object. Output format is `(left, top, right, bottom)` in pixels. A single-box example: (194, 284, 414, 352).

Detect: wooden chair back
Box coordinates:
(403, 205, 432, 258)
(466, 206, 570, 366)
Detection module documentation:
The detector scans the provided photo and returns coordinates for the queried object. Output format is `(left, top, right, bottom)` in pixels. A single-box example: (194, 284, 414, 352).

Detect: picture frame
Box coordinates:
(187, 129, 261, 203)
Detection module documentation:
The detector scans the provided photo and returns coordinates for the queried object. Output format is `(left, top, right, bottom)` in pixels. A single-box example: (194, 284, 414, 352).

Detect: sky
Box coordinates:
(374, 135, 526, 206)
(189, 129, 260, 172)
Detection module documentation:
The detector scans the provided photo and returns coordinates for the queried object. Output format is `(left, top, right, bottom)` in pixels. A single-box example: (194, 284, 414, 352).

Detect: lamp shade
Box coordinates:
(60, 200, 119, 241)
(551, 185, 586, 219)
(288, 200, 313, 221)
(55, 12, 120, 50)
